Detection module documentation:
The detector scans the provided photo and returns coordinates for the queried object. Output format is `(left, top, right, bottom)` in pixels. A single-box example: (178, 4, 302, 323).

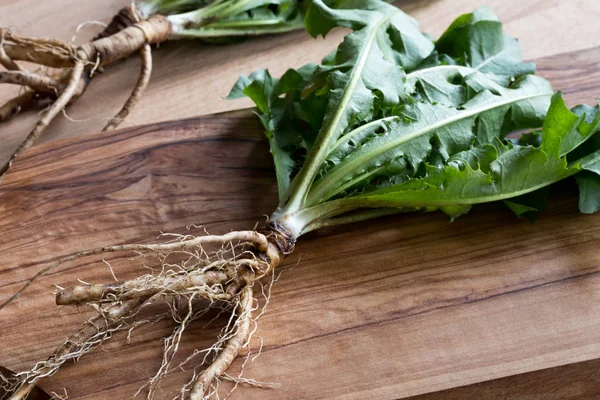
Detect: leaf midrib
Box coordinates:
(355, 146, 600, 208)
(407, 64, 473, 79)
(307, 90, 552, 204)
(280, 9, 399, 213)
(356, 172, 571, 207)
(327, 65, 476, 154)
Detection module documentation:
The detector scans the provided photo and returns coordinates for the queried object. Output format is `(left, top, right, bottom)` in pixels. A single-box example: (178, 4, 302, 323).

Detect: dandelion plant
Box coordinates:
(2, 1, 600, 399)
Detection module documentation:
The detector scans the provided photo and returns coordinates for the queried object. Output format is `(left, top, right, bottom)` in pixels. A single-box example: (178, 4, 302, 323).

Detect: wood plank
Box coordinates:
(1, 47, 600, 400)
(408, 358, 600, 400)
(1, 0, 599, 165)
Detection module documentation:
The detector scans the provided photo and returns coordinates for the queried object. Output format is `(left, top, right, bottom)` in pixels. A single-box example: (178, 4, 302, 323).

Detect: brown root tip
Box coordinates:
(94, 7, 140, 40)
(0, 91, 35, 122)
(54, 289, 72, 305)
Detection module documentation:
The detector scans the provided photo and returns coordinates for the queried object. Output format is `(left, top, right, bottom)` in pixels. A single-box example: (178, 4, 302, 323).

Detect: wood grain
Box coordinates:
(2, 1, 600, 399)
(408, 358, 600, 400)
(1, 0, 600, 164)
(1, 46, 600, 399)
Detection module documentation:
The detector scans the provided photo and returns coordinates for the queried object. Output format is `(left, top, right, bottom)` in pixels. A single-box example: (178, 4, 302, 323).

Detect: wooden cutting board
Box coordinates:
(1, 49, 600, 400)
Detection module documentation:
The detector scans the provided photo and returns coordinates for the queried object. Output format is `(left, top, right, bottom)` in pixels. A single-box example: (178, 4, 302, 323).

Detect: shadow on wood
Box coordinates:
(0, 366, 50, 400)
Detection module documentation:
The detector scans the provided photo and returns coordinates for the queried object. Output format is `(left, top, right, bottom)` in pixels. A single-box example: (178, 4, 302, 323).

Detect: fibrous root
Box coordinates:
(0, 222, 295, 400)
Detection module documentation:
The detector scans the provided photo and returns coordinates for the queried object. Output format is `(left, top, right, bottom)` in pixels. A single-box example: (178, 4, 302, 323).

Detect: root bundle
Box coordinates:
(0, 223, 294, 399)
(0, 5, 172, 179)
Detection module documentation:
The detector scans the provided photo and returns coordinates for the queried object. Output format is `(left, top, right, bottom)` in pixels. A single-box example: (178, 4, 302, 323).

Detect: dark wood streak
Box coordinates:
(257, 268, 600, 355)
(407, 357, 600, 400)
(2, 52, 600, 400)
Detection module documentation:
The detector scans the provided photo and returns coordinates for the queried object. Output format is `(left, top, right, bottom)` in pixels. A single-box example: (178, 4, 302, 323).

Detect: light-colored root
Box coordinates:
(2, 224, 292, 400)
(0, 231, 268, 312)
(77, 15, 170, 68)
(0, 30, 22, 71)
(143, 293, 206, 399)
(56, 270, 230, 305)
(0, 70, 61, 94)
(0, 60, 84, 177)
(55, 255, 270, 306)
(148, 231, 269, 253)
(6, 382, 34, 400)
(103, 43, 152, 131)
(188, 286, 254, 400)
(222, 373, 281, 390)
(2, 36, 75, 68)
(5, 297, 149, 400)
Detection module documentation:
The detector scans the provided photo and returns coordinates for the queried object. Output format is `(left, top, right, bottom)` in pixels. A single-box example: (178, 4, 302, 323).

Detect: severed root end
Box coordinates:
(3, 223, 294, 399)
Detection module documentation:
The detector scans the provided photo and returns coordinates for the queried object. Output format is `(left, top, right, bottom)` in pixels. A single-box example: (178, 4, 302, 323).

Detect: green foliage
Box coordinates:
(229, 0, 434, 201)
(434, 7, 535, 80)
(139, 0, 213, 17)
(307, 74, 553, 204)
(229, 0, 600, 235)
(140, 0, 307, 39)
(576, 172, 600, 214)
(349, 95, 600, 212)
(227, 66, 324, 198)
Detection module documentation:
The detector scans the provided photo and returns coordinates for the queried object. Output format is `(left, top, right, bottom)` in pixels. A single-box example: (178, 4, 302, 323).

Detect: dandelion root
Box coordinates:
(189, 286, 254, 400)
(103, 43, 152, 131)
(0, 6, 173, 180)
(1, 223, 293, 399)
(0, 60, 84, 177)
(5, 297, 150, 400)
(56, 270, 229, 305)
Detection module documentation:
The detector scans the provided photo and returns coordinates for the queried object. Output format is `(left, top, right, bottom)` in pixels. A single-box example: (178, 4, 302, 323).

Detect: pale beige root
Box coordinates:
(142, 293, 211, 399)
(0, 30, 23, 71)
(0, 70, 76, 123)
(2, 34, 75, 68)
(103, 43, 152, 131)
(0, 231, 269, 312)
(188, 286, 254, 400)
(4, 297, 150, 400)
(1, 225, 291, 400)
(55, 257, 272, 306)
(221, 373, 281, 390)
(0, 60, 84, 177)
(77, 15, 170, 67)
(56, 269, 230, 305)
(6, 383, 33, 400)
(0, 70, 61, 94)
(212, 271, 283, 396)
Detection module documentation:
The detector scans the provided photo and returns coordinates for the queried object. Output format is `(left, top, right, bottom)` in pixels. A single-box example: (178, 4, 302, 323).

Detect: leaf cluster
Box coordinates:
(140, 0, 308, 39)
(229, 0, 600, 235)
